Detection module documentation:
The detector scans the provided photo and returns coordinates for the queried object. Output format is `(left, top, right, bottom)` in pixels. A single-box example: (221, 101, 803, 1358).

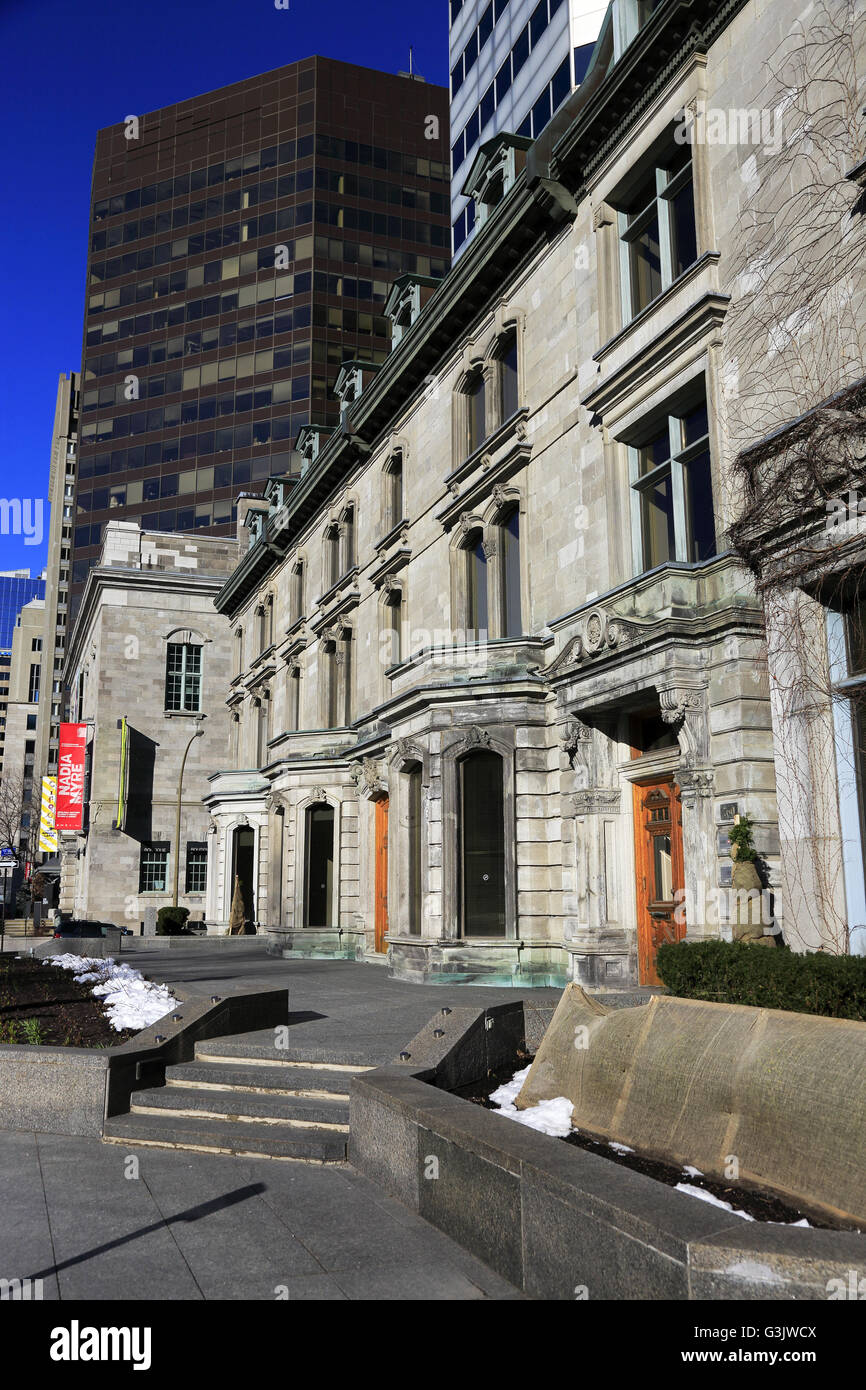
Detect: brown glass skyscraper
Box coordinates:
(73, 56, 450, 601)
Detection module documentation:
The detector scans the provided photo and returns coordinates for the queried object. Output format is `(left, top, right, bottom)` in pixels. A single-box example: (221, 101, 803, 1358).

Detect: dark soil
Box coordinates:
(464, 1061, 860, 1232)
(0, 955, 135, 1048)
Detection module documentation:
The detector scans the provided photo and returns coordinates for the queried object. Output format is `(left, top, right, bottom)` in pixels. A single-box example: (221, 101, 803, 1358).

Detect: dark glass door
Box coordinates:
(460, 750, 506, 936)
(305, 804, 334, 926)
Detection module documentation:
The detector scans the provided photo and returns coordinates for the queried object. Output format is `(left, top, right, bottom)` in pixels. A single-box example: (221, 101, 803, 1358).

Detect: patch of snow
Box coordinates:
(45, 954, 177, 1032)
(608, 1141, 634, 1155)
(675, 1182, 755, 1221)
(489, 1066, 574, 1138)
(724, 1260, 784, 1284)
(683, 1165, 704, 1177)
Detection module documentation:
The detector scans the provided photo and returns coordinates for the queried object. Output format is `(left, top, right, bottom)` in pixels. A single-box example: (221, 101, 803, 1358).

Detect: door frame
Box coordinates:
(632, 773, 685, 986)
(374, 794, 389, 953)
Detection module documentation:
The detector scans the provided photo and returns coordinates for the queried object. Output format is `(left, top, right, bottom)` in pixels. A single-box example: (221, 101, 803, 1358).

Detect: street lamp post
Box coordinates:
(172, 721, 204, 908)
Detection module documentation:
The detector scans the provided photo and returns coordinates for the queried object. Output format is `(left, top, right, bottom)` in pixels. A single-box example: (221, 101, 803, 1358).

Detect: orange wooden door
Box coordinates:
(633, 777, 685, 986)
(374, 795, 389, 953)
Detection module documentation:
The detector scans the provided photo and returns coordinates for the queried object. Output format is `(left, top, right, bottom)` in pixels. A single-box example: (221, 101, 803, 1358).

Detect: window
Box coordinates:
(26, 713, 37, 730)
(292, 560, 305, 623)
(617, 143, 697, 321)
(323, 640, 338, 728)
(28, 663, 40, 703)
(339, 631, 353, 726)
(305, 803, 334, 926)
(500, 507, 522, 637)
(325, 525, 340, 590)
(31, 637, 42, 652)
(286, 664, 301, 731)
(467, 532, 489, 638)
(185, 842, 208, 893)
(498, 332, 519, 421)
(386, 589, 402, 668)
(139, 843, 169, 893)
(341, 506, 355, 573)
(234, 627, 244, 677)
(386, 454, 403, 530)
(629, 393, 716, 572)
(466, 372, 486, 455)
(255, 693, 271, 765)
(165, 642, 202, 711)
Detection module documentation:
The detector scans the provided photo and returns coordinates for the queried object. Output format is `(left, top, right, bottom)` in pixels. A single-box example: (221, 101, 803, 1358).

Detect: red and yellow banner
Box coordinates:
(56, 723, 88, 832)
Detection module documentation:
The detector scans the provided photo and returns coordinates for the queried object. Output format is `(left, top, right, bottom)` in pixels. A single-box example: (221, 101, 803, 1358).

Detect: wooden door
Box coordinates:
(374, 795, 389, 953)
(633, 777, 685, 986)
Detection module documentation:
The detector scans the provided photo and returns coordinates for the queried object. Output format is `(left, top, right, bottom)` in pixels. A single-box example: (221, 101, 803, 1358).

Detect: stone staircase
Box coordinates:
(103, 1035, 373, 1162)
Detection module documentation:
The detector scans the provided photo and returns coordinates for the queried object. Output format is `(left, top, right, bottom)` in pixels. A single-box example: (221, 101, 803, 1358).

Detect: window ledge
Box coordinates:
(595, 252, 722, 363)
(164, 710, 206, 718)
(443, 407, 529, 494)
(374, 518, 410, 554)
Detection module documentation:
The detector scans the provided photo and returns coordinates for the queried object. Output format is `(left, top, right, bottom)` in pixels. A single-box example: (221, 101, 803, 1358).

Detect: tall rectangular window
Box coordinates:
(617, 143, 697, 321)
(287, 665, 301, 731)
(185, 842, 208, 893)
(388, 456, 403, 529)
(28, 663, 41, 703)
(467, 534, 489, 638)
(629, 391, 716, 573)
(139, 843, 169, 892)
(467, 375, 486, 455)
(408, 765, 423, 935)
(165, 642, 202, 711)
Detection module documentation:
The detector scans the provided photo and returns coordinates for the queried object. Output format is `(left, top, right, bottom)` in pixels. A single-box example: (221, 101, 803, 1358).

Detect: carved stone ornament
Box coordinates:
(393, 737, 423, 764)
(266, 792, 285, 815)
(676, 767, 715, 800)
(514, 419, 528, 443)
(456, 725, 492, 752)
(559, 720, 593, 766)
(491, 483, 509, 509)
(350, 758, 387, 797)
(572, 788, 622, 816)
(481, 538, 498, 559)
(545, 609, 642, 677)
(659, 688, 705, 725)
(309, 787, 329, 805)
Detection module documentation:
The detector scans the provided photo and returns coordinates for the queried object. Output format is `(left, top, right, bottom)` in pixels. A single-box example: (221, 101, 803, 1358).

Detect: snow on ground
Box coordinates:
(45, 955, 178, 1032)
(675, 1182, 756, 1220)
(488, 1066, 575, 1138)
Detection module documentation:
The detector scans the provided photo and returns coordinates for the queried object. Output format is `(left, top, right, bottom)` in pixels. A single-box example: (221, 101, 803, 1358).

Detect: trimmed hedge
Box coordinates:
(156, 906, 190, 936)
(656, 938, 866, 1020)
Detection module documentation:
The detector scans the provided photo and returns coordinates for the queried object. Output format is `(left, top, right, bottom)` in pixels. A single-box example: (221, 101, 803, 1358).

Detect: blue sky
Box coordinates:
(0, 0, 449, 576)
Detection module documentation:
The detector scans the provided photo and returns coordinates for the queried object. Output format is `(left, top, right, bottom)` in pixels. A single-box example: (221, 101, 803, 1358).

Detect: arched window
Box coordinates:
(323, 639, 338, 728)
(325, 525, 340, 590)
(286, 664, 301, 731)
(466, 532, 488, 639)
(459, 750, 506, 937)
(165, 642, 202, 712)
(341, 506, 355, 573)
(385, 453, 403, 530)
(467, 372, 486, 455)
(498, 331, 519, 421)
(500, 505, 521, 638)
(292, 560, 305, 624)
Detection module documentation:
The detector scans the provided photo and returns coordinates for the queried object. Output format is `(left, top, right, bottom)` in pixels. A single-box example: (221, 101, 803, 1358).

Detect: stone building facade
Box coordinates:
(204, 0, 856, 984)
(60, 522, 238, 929)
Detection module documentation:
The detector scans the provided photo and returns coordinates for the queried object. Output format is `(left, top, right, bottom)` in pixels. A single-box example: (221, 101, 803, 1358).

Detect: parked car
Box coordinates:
(53, 920, 132, 939)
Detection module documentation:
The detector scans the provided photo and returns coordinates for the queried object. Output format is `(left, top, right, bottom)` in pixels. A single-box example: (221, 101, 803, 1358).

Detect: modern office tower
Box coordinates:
(449, 0, 607, 253)
(1, 598, 45, 860)
(33, 374, 79, 788)
(0, 573, 45, 783)
(74, 56, 450, 607)
(0, 572, 46, 653)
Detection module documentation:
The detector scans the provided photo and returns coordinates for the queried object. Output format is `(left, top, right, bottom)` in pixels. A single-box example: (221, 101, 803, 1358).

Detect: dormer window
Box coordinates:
(461, 134, 532, 233)
(384, 275, 439, 349)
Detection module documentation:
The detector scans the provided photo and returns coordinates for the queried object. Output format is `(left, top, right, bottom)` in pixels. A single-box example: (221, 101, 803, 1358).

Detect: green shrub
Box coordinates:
(728, 813, 758, 862)
(656, 938, 866, 1020)
(155, 906, 190, 936)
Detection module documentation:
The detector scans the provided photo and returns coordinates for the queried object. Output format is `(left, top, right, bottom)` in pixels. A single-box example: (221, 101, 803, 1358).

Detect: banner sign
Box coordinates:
(115, 716, 129, 831)
(38, 777, 58, 852)
(56, 723, 88, 832)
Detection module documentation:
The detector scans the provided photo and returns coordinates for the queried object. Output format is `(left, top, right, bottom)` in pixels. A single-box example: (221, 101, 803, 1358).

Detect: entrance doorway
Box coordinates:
(374, 795, 389, 953)
(460, 749, 506, 936)
(305, 804, 334, 926)
(230, 826, 255, 926)
(633, 776, 685, 985)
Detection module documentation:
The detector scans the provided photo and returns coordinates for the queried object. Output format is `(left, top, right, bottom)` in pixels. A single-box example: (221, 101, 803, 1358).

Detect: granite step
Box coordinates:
(164, 1059, 352, 1100)
(194, 1033, 377, 1069)
(103, 1110, 347, 1162)
(131, 1084, 349, 1130)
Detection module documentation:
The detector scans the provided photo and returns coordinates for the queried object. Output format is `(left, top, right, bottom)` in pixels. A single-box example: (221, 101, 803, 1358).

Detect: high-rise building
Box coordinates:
(74, 56, 450, 607)
(0, 572, 46, 653)
(449, 0, 606, 254)
(34, 374, 79, 787)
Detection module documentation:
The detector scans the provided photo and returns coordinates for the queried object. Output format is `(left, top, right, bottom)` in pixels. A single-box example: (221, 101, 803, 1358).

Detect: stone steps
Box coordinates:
(102, 1042, 374, 1162)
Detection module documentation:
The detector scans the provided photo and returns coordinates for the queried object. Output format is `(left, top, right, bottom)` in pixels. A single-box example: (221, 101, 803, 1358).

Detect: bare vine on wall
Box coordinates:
(725, 0, 866, 953)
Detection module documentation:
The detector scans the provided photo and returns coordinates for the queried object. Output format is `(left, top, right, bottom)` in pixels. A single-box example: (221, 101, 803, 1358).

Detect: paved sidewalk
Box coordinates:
(114, 945, 564, 1065)
(1, 1130, 522, 1300)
